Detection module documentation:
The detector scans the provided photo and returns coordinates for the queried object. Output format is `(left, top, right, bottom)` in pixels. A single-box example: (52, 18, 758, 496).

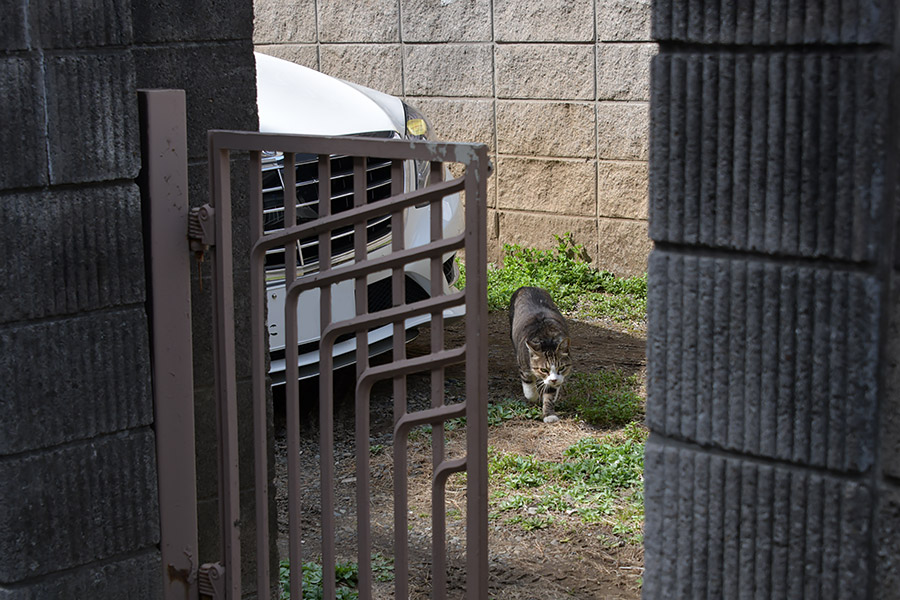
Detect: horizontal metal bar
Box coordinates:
(252, 176, 464, 256)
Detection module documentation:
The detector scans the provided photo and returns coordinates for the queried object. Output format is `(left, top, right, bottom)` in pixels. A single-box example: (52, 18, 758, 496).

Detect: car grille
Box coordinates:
(261, 146, 395, 278)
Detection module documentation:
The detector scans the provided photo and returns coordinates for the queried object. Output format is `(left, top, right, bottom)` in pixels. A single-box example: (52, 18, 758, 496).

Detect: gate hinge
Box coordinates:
(198, 562, 226, 600)
(188, 204, 216, 252)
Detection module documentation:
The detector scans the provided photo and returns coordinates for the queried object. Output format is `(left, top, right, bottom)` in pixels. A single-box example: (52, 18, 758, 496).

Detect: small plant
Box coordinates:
(559, 369, 644, 427)
(279, 554, 394, 600)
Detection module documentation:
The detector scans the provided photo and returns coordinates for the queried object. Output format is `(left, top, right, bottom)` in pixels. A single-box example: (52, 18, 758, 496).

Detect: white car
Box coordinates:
(254, 52, 465, 384)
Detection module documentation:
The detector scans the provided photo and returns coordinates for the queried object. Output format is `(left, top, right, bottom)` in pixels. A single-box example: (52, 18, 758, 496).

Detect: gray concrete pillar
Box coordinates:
(644, 1, 899, 598)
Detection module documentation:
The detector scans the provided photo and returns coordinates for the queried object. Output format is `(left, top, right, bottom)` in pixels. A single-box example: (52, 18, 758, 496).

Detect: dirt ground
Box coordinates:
(273, 311, 646, 599)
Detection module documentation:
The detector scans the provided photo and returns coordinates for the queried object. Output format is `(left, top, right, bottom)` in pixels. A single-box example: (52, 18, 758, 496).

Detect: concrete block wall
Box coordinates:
(644, 1, 900, 598)
(0, 1, 160, 597)
(253, 0, 655, 276)
(1, 0, 261, 597)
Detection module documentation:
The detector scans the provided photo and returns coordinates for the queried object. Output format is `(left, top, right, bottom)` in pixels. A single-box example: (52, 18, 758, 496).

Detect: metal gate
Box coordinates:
(143, 90, 491, 600)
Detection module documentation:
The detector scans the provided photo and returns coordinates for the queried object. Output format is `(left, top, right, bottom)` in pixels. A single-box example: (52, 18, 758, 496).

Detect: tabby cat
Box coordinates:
(509, 286, 572, 423)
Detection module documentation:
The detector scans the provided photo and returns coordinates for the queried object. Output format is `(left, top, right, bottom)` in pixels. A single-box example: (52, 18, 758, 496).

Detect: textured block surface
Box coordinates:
(496, 44, 595, 100)
(496, 101, 595, 157)
(253, 0, 316, 43)
(647, 251, 880, 472)
(497, 211, 598, 261)
(0, 57, 48, 190)
(400, 0, 492, 42)
(134, 42, 258, 159)
(494, 0, 594, 42)
(649, 51, 890, 261)
(597, 0, 652, 41)
(320, 44, 402, 95)
(598, 160, 649, 219)
(496, 157, 596, 215)
(651, 0, 893, 44)
(406, 98, 495, 148)
(132, 0, 253, 43)
(0, 309, 152, 455)
(253, 43, 319, 69)
(644, 439, 873, 600)
(37, 0, 132, 48)
(0, 430, 160, 582)
(0, 552, 161, 599)
(597, 42, 657, 101)
(317, 0, 399, 42)
(404, 44, 493, 97)
(598, 102, 650, 160)
(596, 217, 651, 276)
(0, 184, 145, 323)
(1, 1, 30, 50)
(44, 52, 139, 184)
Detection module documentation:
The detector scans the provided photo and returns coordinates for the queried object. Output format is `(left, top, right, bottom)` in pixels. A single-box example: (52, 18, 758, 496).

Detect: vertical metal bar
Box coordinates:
(318, 154, 337, 600)
(208, 135, 242, 598)
(139, 89, 199, 600)
(464, 147, 490, 600)
(428, 160, 448, 600)
(282, 153, 303, 600)
(249, 149, 271, 600)
(353, 155, 374, 598)
(390, 159, 410, 600)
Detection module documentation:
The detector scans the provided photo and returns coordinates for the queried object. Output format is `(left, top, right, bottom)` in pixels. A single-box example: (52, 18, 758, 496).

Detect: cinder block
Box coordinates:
(1, 2, 29, 50)
(598, 101, 649, 160)
(643, 439, 873, 600)
(36, 0, 132, 48)
(598, 160, 648, 219)
(884, 277, 900, 479)
(0, 307, 152, 453)
(404, 98, 494, 149)
(496, 101, 595, 158)
(596, 217, 650, 277)
(44, 52, 139, 184)
(597, 0, 651, 42)
(496, 44, 594, 100)
(253, 43, 319, 70)
(400, 0, 491, 42)
(317, 0, 398, 42)
(649, 51, 890, 262)
(496, 157, 595, 216)
(494, 0, 594, 42)
(597, 42, 657, 101)
(647, 251, 880, 472)
(0, 57, 48, 190)
(0, 185, 145, 323)
(132, 0, 253, 43)
(651, 0, 892, 44)
(134, 43, 258, 160)
(320, 44, 402, 96)
(876, 485, 900, 600)
(404, 44, 493, 98)
(0, 551, 161, 599)
(497, 211, 597, 263)
(0, 430, 160, 582)
(253, 0, 316, 43)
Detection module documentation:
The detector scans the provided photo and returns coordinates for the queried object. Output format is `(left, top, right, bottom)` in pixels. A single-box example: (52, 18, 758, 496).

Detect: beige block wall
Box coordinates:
(254, 0, 654, 276)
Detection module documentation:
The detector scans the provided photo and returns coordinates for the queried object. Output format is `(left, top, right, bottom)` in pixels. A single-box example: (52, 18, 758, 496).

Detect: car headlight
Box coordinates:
(403, 102, 432, 189)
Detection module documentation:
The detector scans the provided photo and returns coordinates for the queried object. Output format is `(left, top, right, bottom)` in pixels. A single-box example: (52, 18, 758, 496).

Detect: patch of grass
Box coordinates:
(458, 234, 646, 325)
(488, 425, 647, 539)
(279, 554, 393, 600)
(560, 368, 644, 427)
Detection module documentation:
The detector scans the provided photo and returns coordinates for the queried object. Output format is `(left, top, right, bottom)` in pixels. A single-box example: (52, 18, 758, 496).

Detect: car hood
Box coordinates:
(255, 52, 406, 137)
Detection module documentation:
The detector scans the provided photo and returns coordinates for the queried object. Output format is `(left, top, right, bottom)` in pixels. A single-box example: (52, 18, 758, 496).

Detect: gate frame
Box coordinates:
(206, 130, 490, 599)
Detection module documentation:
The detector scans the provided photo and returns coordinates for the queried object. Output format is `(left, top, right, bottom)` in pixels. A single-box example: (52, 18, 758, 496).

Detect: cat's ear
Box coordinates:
(525, 339, 541, 354)
(557, 338, 570, 353)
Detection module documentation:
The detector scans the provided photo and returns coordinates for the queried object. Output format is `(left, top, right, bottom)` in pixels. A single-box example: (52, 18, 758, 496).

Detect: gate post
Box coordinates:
(139, 89, 199, 599)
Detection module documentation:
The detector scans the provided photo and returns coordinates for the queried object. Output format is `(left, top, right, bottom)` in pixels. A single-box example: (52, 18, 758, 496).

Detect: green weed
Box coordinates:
(560, 369, 644, 427)
(279, 554, 393, 600)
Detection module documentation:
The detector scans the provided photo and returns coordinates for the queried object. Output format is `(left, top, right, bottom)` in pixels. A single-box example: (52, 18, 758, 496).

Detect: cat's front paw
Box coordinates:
(543, 414, 560, 424)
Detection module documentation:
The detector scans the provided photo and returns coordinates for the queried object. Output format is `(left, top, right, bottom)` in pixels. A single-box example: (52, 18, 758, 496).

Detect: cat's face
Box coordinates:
(526, 339, 572, 388)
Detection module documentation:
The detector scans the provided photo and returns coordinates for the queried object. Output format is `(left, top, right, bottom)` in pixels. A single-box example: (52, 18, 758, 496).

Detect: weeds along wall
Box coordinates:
(253, 0, 654, 276)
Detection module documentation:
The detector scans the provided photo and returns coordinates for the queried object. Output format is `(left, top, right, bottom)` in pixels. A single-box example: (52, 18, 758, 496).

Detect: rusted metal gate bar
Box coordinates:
(206, 130, 489, 599)
(139, 89, 200, 599)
